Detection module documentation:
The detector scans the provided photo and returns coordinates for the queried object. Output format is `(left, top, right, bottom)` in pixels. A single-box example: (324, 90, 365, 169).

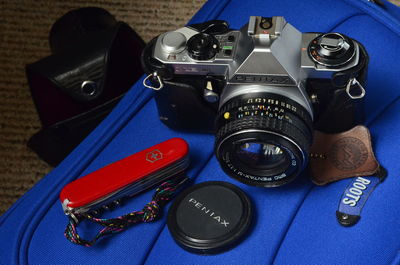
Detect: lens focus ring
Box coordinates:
(216, 115, 311, 158)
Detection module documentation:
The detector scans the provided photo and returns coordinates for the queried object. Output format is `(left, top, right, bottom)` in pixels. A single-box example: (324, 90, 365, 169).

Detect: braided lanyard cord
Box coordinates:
(65, 177, 187, 246)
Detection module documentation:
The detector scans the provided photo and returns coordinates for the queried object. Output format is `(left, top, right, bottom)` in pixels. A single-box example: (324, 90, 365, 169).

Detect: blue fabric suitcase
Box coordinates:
(2, 0, 400, 264)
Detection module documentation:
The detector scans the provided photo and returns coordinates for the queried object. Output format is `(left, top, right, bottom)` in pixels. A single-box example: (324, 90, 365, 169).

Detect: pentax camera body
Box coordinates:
(141, 16, 369, 187)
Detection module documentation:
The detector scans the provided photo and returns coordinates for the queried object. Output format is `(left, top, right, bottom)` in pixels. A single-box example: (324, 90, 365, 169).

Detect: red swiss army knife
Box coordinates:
(60, 138, 190, 220)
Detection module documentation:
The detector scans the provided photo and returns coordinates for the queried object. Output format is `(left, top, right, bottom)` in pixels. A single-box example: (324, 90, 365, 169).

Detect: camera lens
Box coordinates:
(235, 142, 288, 170)
(215, 93, 313, 187)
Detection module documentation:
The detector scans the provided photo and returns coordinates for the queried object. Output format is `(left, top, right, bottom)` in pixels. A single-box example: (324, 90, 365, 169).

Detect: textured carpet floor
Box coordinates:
(1, 0, 400, 216)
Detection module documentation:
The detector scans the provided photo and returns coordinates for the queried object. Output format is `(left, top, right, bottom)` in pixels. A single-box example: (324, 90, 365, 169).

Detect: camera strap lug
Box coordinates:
(143, 72, 164, 90)
(346, 78, 366, 100)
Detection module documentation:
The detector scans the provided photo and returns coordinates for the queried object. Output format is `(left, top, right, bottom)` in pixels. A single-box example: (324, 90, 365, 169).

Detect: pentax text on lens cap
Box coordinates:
(167, 181, 252, 254)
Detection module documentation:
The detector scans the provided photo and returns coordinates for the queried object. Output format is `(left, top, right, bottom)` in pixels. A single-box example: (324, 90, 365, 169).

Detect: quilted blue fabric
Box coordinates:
(2, 0, 400, 264)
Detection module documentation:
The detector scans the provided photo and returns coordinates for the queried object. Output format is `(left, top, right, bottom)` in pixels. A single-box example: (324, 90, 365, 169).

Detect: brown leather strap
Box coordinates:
(310, 125, 379, 185)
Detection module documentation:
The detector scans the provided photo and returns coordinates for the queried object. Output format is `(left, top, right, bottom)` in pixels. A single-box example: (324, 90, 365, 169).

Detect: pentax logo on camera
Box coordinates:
(234, 75, 296, 85)
(146, 149, 163, 163)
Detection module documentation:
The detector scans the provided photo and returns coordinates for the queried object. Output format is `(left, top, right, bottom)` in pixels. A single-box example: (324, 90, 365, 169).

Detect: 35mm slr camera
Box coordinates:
(141, 16, 369, 187)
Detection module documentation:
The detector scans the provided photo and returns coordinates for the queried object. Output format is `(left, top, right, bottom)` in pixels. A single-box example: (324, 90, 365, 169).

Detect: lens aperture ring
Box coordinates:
(217, 94, 313, 144)
(218, 94, 313, 133)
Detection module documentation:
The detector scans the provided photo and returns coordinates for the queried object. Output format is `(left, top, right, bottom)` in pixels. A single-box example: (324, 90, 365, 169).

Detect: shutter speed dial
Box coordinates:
(308, 33, 355, 67)
(187, 33, 219, 61)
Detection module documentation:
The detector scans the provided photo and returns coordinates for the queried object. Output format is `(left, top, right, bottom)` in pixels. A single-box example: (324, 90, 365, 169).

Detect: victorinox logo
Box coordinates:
(146, 149, 163, 163)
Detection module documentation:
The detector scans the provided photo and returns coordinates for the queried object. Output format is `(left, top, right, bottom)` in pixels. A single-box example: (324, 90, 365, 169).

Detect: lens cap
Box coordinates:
(167, 181, 252, 254)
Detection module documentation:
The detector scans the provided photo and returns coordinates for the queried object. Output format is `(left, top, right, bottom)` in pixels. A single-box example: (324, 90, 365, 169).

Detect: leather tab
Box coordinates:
(310, 125, 379, 185)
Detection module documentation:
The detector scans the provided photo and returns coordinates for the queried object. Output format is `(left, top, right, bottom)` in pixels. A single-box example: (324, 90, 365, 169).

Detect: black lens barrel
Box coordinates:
(215, 93, 313, 187)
